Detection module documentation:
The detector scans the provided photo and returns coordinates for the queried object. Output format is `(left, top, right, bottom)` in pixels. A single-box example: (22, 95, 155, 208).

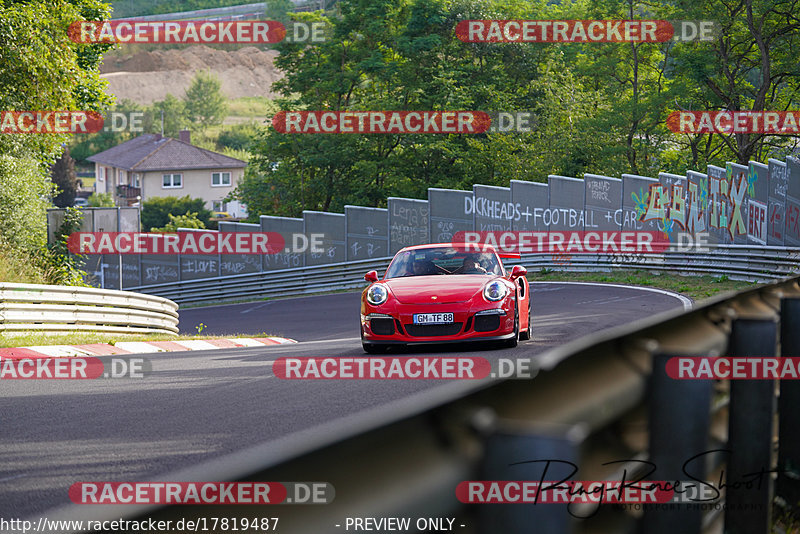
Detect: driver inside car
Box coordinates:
(455, 254, 488, 274)
(409, 258, 438, 276)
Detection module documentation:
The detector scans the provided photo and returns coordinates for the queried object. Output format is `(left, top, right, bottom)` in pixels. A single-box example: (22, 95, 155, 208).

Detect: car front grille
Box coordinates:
(370, 317, 395, 335)
(404, 323, 464, 337)
(474, 314, 501, 332)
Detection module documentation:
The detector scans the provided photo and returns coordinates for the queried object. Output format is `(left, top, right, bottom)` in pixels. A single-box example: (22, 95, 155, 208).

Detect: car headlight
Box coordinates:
(483, 280, 508, 301)
(366, 283, 389, 305)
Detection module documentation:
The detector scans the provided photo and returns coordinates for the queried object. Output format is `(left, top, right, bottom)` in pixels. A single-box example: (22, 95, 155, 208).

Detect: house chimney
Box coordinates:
(179, 130, 191, 144)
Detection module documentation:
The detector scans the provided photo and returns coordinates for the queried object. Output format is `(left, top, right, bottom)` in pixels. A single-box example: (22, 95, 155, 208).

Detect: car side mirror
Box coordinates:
(510, 265, 527, 279)
(364, 270, 379, 282)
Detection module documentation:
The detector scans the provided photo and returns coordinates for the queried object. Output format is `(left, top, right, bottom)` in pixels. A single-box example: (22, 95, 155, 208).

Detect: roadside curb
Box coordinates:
(0, 337, 297, 358)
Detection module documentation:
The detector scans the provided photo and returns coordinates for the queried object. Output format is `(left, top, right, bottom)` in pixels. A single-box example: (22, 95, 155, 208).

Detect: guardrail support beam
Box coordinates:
(480, 424, 586, 534)
(643, 352, 712, 534)
(778, 297, 800, 517)
(724, 316, 778, 534)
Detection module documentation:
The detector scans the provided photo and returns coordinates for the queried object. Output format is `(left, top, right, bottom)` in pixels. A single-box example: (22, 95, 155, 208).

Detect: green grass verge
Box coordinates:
(0, 331, 276, 349)
(227, 96, 277, 119)
(528, 269, 758, 301)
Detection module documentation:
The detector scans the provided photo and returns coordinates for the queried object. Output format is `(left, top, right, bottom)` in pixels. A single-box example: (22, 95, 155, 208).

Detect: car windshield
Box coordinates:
(384, 247, 503, 278)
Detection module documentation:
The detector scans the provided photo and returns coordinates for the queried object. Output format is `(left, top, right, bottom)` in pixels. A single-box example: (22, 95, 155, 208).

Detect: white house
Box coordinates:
(88, 130, 248, 217)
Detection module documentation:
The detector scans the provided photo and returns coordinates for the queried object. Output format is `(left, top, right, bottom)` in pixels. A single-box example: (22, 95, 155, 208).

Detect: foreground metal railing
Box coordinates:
(38, 274, 800, 533)
(128, 245, 800, 305)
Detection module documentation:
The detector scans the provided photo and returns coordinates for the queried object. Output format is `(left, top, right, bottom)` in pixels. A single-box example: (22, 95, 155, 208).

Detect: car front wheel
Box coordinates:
(361, 328, 388, 354)
(519, 300, 532, 341)
(363, 343, 388, 354)
(501, 303, 519, 348)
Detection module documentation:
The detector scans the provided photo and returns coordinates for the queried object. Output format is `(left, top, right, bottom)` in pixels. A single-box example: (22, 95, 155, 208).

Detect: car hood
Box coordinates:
(383, 275, 496, 304)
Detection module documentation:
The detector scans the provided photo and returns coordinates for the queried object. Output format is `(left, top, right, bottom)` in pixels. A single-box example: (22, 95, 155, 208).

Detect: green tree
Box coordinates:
(51, 146, 78, 208)
(88, 192, 114, 207)
(670, 0, 800, 164)
(141, 196, 212, 231)
(150, 212, 206, 232)
(235, 0, 800, 220)
(0, 155, 51, 252)
(235, 0, 555, 217)
(217, 122, 259, 151)
(69, 99, 145, 163)
(183, 71, 228, 128)
(153, 94, 189, 138)
(265, 0, 296, 25)
(0, 0, 112, 265)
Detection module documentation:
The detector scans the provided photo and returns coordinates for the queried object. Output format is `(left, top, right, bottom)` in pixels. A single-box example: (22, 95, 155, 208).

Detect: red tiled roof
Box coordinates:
(87, 134, 246, 171)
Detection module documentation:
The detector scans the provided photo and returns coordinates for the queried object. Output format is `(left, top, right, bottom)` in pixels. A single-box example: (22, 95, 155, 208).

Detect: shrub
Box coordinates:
(141, 195, 211, 231)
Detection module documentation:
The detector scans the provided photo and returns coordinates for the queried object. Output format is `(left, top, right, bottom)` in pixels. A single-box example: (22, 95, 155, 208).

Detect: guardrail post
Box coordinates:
(724, 316, 778, 533)
(643, 352, 712, 534)
(479, 423, 587, 534)
(778, 297, 800, 515)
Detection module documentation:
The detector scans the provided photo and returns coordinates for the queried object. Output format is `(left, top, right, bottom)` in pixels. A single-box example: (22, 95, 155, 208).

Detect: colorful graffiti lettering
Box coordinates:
(728, 174, 747, 239)
(643, 184, 667, 222)
(638, 183, 686, 238)
(769, 204, 784, 240)
(686, 181, 706, 234)
(631, 188, 648, 221)
(746, 167, 758, 197)
(669, 185, 686, 229)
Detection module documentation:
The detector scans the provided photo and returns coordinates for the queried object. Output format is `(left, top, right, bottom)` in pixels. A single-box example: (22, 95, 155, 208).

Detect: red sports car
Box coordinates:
(360, 243, 531, 352)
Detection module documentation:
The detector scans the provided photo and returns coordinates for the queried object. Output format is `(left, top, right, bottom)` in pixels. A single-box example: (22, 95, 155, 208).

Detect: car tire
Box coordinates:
(362, 343, 387, 354)
(501, 303, 519, 348)
(361, 328, 388, 354)
(519, 299, 532, 341)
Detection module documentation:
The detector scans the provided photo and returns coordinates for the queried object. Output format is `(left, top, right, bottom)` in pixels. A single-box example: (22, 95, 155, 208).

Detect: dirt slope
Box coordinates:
(100, 45, 284, 104)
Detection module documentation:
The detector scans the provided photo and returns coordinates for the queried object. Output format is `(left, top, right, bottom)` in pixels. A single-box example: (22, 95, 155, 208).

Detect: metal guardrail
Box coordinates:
(38, 273, 800, 533)
(0, 283, 179, 334)
(128, 245, 800, 304)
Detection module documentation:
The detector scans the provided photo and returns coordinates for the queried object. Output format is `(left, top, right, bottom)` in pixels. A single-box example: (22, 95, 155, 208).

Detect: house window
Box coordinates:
(162, 173, 182, 188)
(97, 167, 105, 182)
(132, 173, 140, 187)
(211, 172, 231, 187)
(212, 200, 226, 212)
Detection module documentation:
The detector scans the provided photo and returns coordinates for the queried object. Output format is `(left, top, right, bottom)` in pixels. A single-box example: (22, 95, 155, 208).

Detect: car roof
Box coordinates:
(398, 243, 497, 253)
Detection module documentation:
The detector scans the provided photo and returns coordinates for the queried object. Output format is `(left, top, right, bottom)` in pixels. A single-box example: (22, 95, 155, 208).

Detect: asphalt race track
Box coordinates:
(176, 282, 690, 341)
(1, 282, 690, 519)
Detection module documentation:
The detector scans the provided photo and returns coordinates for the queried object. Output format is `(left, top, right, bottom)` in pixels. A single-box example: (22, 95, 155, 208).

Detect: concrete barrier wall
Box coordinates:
(768, 159, 788, 245)
(727, 162, 750, 244)
(510, 180, 548, 232)
(428, 188, 473, 243)
(621, 174, 659, 231)
(584, 174, 622, 231)
(547, 175, 585, 232)
(49, 158, 800, 289)
(260, 215, 305, 270)
(304, 210, 346, 266)
(345, 205, 389, 261)
(686, 170, 709, 236)
(748, 161, 769, 245)
(388, 197, 428, 254)
(786, 157, 800, 246)
(472, 184, 512, 232)
(706, 164, 730, 244)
